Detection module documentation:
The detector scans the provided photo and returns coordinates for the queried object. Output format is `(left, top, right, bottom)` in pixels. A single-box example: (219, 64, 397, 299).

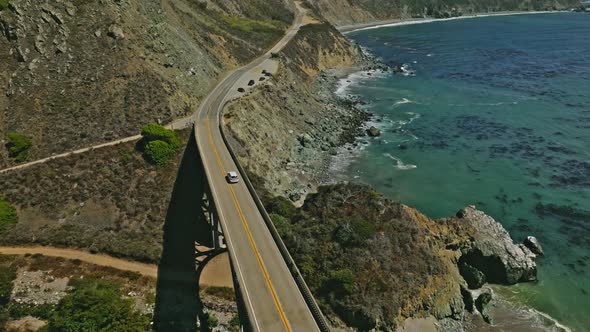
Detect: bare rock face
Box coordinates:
(455, 206, 537, 285)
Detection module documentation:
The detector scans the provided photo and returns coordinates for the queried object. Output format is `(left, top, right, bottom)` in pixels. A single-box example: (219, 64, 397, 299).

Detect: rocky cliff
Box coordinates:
(262, 184, 540, 330)
(224, 22, 374, 201)
(306, 0, 581, 26)
(0, 0, 293, 167)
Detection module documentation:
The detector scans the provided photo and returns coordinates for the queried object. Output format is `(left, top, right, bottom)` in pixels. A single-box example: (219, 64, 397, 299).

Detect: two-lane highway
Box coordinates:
(194, 3, 322, 332)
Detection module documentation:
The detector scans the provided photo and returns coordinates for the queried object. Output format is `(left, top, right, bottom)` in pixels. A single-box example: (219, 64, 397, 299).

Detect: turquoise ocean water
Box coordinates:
(337, 13, 590, 331)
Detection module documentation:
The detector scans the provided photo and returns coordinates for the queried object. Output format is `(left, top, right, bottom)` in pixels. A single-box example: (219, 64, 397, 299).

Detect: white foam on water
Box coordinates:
(531, 309, 573, 332)
(406, 112, 421, 124)
(392, 98, 413, 108)
(384, 153, 417, 170)
(335, 69, 389, 97)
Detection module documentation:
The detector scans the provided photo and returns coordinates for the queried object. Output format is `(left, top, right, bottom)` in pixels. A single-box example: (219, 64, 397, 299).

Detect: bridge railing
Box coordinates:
(217, 108, 331, 332)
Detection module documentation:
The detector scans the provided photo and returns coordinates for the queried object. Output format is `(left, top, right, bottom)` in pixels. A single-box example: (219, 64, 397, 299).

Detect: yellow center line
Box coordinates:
(205, 117, 292, 332)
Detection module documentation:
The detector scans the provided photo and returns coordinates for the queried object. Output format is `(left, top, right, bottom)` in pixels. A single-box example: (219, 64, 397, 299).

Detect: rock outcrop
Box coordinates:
(261, 185, 544, 330)
(454, 206, 537, 285)
(367, 126, 381, 137)
(523, 236, 544, 256)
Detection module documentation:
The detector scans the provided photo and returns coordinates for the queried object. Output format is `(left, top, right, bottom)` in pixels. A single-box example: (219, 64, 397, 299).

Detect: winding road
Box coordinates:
(1, 1, 323, 330)
(194, 2, 322, 332)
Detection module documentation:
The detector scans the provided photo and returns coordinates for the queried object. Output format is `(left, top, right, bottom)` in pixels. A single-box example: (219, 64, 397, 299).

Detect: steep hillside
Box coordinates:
(306, 0, 581, 25)
(224, 22, 376, 201)
(0, 0, 292, 167)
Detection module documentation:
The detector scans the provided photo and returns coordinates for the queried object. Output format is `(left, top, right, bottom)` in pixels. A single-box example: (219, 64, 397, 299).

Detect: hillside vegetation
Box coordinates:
(307, 0, 581, 25)
(0, 129, 192, 263)
(0, 0, 292, 168)
(264, 184, 470, 330)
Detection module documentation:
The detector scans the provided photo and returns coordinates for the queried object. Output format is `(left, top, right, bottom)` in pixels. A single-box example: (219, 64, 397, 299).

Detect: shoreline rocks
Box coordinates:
(454, 206, 538, 285)
(524, 235, 544, 256)
(367, 126, 381, 137)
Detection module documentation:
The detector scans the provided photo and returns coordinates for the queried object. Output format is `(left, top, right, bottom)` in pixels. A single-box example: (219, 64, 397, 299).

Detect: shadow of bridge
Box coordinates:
(153, 132, 216, 331)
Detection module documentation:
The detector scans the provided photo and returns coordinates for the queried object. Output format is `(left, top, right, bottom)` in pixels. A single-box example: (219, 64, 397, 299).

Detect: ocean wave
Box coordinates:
(384, 153, 417, 170)
(335, 69, 389, 97)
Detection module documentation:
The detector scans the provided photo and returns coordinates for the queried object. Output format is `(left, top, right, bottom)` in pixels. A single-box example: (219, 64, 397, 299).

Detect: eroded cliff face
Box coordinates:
(224, 23, 370, 201)
(0, 0, 292, 167)
(306, 0, 581, 26)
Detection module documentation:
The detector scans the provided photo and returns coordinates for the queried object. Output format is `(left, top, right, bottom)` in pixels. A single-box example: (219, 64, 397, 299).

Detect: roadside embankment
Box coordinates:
(224, 22, 386, 202)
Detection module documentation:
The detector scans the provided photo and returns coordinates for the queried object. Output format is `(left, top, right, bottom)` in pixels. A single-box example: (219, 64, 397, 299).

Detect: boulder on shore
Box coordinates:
(459, 262, 486, 289)
(455, 206, 537, 285)
(475, 288, 493, 324)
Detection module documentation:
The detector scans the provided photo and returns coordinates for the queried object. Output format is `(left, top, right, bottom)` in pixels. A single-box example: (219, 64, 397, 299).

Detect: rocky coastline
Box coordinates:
(222, 17, 551, 332)
(318, 61, 556, 332)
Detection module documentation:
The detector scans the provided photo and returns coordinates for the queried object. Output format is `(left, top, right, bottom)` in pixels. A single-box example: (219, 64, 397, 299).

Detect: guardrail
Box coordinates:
(217, 108, 331, 332)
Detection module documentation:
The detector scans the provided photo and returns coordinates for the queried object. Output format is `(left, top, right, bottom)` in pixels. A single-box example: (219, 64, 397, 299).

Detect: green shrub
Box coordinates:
(334, 218, 376, 247)
(0, 0, 9, 10)
(0, 256, 17, 304)
(269, 213, 292, 237)
(229, 314, 240, 327)
(207, 314, 219, 328)
(0, 255, 17, 330)
(139, 123, 181, 167)
(9, 303, 55, 320)
(45, 278, 150, 331)
(265, 196, 296, 219)
(6, 132, 32, 162)
(322, 268, 355, 297)
(140, 123, 180, 149)
(143, 140, 176, 167)
(0, 200, 18, 233)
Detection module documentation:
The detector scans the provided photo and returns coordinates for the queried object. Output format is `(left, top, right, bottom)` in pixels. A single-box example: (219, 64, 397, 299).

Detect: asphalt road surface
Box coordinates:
(194, 3, 321, 332)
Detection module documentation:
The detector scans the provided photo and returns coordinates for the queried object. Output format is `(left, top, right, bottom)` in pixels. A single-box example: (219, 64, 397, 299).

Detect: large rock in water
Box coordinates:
(456, 206, 537, 285)
(367, 126, 381, 137)
(523, 236, 544, 256)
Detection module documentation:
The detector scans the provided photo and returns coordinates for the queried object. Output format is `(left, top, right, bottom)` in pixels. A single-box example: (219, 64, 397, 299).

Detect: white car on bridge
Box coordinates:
(226, 171, 239, 184)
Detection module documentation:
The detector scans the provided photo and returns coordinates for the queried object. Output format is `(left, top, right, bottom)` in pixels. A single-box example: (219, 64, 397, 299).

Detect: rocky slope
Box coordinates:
(262, 184, 540, 330)
(225, 22, 380, 201)
(306, 0, 581, 26)
(0, 0, 293, 167)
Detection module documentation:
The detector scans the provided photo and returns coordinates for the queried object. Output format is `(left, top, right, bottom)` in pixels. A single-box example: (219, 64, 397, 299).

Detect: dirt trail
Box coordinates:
(0, 246, 233, 288)
(0, 116, 193, 175)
